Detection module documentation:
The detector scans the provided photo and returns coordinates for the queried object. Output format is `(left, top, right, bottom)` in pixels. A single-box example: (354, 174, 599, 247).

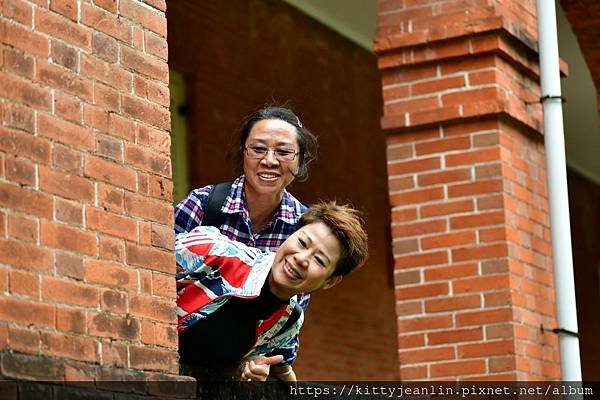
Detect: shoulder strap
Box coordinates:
(275, 303, 302, 338)
(201, 181, 233, 228)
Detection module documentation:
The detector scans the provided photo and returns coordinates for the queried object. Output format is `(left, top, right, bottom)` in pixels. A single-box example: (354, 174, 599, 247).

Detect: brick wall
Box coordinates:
(0, 0, 185, 391)
(167, 0, 399, 381)
(376, 0, 561, 379)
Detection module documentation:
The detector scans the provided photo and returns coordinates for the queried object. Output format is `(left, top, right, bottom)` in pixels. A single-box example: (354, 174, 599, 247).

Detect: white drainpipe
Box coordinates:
(536, 0, 582, 381)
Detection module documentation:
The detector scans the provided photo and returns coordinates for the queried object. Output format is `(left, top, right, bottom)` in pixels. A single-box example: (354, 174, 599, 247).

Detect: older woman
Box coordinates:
(174, 106, 318, 369)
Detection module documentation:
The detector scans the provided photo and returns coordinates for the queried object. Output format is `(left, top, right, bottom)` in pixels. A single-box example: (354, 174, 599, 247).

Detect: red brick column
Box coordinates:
(376, 0, 561, 380)
(1, 0, 186, 391)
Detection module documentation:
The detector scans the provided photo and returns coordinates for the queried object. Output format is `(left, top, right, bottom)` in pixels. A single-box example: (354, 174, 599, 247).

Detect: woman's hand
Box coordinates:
(240, 355, 284, 382)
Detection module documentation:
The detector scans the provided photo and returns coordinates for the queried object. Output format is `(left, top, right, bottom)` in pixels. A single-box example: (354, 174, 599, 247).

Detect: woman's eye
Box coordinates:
(251, 146, 267, 154)
(275, 149, 294, 156)
(315, 257, 325, 267)
(298, 238, 307, 248)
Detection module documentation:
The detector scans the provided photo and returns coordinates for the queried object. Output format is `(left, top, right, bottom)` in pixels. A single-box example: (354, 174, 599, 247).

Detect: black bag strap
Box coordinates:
(201, 181, 233, 228)
(275, 302, 302, 338)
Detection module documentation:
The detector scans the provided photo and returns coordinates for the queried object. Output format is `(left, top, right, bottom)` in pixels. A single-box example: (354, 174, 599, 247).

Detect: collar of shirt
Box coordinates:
(220, 175, 302, 226)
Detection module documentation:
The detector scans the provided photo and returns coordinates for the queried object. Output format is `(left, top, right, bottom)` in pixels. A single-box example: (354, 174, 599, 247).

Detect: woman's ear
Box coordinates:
(321, 275, 343, 291)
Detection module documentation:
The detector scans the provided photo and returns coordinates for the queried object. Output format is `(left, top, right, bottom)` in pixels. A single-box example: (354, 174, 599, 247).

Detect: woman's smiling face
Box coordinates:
(242, 119, 300, 198)
(268, 221, 342, 300)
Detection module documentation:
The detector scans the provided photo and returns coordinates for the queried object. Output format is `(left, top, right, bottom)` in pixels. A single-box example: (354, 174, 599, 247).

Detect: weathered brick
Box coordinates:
(39, 165, 94, 203)
(101, 342, 128, 368)
(81, 3, 131, 42)
(0, 71, 52, 110)
(144, 30, 168, 60)
(42, 276, 99, 307)
(35, 8, 92, 50)
(9, 269, 40, 298)
(129, 294, 175, 323)
(97, 183, 124, 212)
(38, 113, 94, 151)
(41, 331, 98, 362)
(5, 155, 35, 187)
(120, 0, 167, 37)
(55, 252, 84, 280)
(92, 31, 118, 63)
(0, 20, 49, 58)
(56, 307, 87, 334)
(84, 259, 138, 291)
(8, 325, 40, 354)
(99, 235, 125, 262)
(54, 197, 83, 226)
(150, 223, 174, 251)
(152, 272, 174, 298)
(3, 0, 34, 26)
(50, 0, 78, 20)
(1, 102, 35, 133)
(0, 353, 64, 380)
(148, 175, 173, 201)
(0, 181, 52, 218)
(88, 312, 140, 340)
(86, 207, 137, 241)
(40, 220, 96, 256)
(122, 94, 170, 130)
(129, 346, 178, 373)
(37, 60, 93, 101)
(82, 103, 109, 132)
(80, 53, 132, 92)
(108, 113, 137, 141)
(50, 40, 78, 71)
(94, 82, 120, 112)
(54, 91, 82, 124)
(100, 288, 127, 313)
(121, 45, 168, 82)
(124, 192, 172, 225)
(3, 47, 35, 78)
(0, 296, 55, 327)
(84, 155, 137, 191)
(0, 239, 53, 272)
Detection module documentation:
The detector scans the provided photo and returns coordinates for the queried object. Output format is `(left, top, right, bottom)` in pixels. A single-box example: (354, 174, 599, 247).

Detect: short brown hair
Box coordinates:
(297, 201, 368, 276)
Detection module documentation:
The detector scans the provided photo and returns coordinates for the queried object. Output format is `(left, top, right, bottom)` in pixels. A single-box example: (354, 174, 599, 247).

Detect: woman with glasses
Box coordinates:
(174, 106, 318, 379)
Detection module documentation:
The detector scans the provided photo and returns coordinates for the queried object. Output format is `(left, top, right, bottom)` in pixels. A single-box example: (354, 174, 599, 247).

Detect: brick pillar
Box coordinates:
(1, 0, 187, 393)
(376, 0, 561, 380)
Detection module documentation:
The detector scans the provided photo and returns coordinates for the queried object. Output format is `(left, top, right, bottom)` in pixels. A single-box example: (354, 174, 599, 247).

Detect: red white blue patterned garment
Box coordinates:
(176, 226, 303, 366)
(173, 175, 309, 364)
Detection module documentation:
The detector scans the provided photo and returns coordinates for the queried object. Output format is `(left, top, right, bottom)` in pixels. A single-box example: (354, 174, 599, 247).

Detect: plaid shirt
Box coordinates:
(176, 226, 303, 366)
(174, 175, 309, 363)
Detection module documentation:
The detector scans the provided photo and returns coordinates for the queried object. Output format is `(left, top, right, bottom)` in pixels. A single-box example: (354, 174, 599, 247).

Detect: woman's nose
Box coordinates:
(260, 150, 279, 166)
(293, 251, 310, 268)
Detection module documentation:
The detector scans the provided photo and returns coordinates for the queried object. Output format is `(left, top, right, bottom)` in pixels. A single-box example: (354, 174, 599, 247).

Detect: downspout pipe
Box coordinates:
(535, 0, 582, 381)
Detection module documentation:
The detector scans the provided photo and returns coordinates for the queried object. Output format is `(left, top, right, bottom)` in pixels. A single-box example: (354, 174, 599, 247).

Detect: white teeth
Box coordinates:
(258, 173, 279, 178)
(284, 260, 301, 280)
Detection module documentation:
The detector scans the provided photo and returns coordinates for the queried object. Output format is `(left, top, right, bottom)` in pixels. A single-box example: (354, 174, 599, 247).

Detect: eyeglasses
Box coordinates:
(244, 145, 299, 162)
